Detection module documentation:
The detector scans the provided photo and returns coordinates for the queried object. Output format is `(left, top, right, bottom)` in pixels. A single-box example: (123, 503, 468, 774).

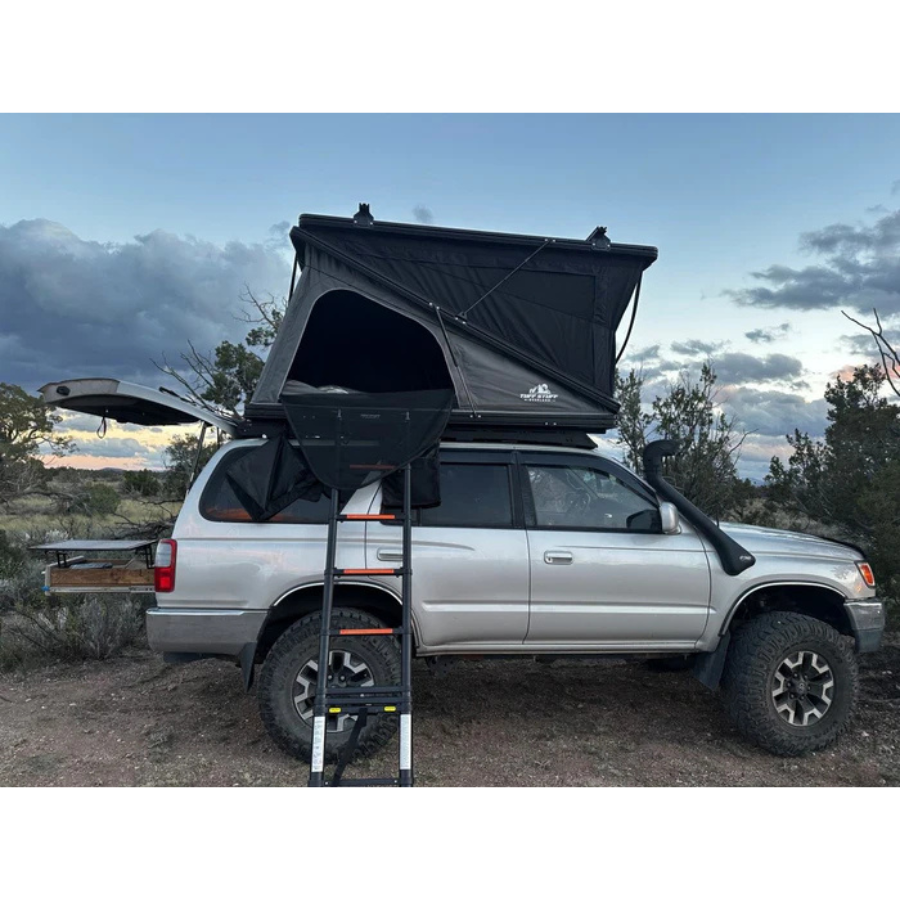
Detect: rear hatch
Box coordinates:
(38, 378, 239, 436)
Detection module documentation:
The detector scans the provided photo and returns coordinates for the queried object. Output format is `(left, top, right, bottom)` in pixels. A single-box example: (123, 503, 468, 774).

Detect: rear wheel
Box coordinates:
(258, 609, 401, 762)
(722, 611, 858, 756)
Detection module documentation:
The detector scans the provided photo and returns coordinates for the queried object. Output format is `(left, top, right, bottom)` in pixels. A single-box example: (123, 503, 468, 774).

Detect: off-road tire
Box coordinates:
(721, 611, 859, 756)
(258, 609, 401, 763)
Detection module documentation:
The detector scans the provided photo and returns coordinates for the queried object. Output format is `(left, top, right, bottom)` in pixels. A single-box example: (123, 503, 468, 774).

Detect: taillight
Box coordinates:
(155, 539, 177, 593)
(857, 562, 876, 588)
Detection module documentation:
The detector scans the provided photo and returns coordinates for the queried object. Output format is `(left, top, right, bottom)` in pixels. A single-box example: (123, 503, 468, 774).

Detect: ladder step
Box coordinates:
(325, 685, 408, 697)
(334, 567, 405, 577)
(326, 703, 402, 715)
(330, 627, 402, 636)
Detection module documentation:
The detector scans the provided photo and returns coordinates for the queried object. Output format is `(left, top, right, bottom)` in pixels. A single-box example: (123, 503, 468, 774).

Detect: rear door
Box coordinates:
(366, 448, 530, 650)
(39, 378, 239, 434)
(520, 451, 712, 649)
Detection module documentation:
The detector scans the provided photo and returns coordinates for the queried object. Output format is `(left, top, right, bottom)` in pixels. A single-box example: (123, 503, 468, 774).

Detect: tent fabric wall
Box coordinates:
(248, 214, 657, 437)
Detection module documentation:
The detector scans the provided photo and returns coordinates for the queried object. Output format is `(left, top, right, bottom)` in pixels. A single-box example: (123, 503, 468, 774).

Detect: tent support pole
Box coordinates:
(615, 273, 643, 365)
(288, 250, 300, 299)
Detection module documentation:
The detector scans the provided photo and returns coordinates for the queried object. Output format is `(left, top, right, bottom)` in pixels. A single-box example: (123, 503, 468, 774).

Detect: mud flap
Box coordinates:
(692, 633, 731, 691)
(239, 642, 257, 692)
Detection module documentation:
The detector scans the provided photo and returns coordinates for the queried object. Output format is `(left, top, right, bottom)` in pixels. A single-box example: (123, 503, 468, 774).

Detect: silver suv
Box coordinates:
(148, 437, 885, 760)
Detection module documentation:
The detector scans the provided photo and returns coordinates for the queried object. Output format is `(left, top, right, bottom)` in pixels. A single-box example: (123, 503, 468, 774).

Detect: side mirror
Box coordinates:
(659, 502, 680, 534)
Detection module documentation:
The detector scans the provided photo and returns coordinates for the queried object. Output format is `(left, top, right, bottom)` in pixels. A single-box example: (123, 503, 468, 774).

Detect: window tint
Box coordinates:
(526, 465, 659, 531)
(419, 464, 513, 528)
(200, 447, 330, 524)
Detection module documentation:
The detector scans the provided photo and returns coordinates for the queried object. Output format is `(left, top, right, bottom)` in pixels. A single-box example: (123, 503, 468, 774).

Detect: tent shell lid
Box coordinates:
(290, 214, 659, 270)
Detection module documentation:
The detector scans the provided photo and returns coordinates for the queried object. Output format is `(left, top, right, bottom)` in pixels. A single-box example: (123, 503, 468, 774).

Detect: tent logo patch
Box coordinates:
(521, 383, 559, 402)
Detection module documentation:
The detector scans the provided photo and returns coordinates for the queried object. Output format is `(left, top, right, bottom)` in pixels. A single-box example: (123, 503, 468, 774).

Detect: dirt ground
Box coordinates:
(1, 638, 899, 787)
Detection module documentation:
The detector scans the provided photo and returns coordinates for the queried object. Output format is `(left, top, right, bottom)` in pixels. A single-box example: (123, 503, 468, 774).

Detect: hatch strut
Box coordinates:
(186, 422, 209, 498)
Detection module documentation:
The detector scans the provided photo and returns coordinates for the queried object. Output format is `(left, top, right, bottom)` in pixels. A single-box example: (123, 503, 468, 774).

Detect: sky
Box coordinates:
(2, 113, 899, 479)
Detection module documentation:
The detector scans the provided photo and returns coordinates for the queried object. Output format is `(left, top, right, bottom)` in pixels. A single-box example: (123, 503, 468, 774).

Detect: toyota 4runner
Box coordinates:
(147, 436, 885, 760)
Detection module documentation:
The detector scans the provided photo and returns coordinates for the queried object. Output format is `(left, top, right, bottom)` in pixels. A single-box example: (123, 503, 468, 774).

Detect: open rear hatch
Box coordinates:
(38, 378, 239, 436)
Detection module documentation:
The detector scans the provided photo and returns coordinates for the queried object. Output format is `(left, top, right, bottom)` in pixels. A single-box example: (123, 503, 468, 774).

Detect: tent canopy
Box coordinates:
(248, 208, 657, 440)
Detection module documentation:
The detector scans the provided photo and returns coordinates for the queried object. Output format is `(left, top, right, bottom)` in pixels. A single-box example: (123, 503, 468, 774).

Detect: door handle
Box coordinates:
(543, 550, 573, 565)
(377, 549, 404, 561)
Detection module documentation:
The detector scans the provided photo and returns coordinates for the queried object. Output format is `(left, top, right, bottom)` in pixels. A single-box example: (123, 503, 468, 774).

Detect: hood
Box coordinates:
(718, 523, 862, 561)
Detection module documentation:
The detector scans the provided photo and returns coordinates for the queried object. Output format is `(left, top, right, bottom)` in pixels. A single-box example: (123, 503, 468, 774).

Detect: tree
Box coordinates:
(613, 363, 752, 520)
(766, 365, 900, 597)
(163, 433, 218, 498)
(0, 382, 75, 501)
(123, 469, 161, 498)
(843, 308, 900, 400)
(157, 288, 286, 418)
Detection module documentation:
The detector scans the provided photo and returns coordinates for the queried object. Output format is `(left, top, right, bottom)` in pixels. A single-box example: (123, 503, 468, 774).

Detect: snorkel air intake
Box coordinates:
(643, 440, 755, 577)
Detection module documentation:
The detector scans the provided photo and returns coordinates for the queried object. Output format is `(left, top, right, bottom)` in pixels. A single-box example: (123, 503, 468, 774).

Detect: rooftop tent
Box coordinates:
(247, 207, 657, 442)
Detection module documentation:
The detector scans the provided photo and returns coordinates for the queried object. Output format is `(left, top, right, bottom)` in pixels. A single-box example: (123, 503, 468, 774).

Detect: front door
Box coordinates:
(520, 452, 712, 649)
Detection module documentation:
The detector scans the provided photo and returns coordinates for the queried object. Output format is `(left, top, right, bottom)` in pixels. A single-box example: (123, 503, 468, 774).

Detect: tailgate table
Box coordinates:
(31, 540, 157, 594)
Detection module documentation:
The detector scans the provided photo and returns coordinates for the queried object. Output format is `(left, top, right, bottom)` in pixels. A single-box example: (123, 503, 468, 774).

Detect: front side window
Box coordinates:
(526, 464, 660, 532)
(418, 464, 513, 528)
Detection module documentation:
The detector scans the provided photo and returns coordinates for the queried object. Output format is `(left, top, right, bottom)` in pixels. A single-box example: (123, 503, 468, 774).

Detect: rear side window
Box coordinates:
(418, 464, 513, 528)
(200, 447, 330, 524)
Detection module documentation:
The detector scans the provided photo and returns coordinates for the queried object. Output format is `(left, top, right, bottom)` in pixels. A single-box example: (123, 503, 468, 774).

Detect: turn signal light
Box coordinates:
(857, 562, 876, 588)
(154, 539, 177, 593)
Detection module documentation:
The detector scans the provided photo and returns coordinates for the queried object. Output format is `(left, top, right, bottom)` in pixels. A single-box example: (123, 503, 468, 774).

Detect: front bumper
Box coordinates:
(845, 599, 886, 653)
(146, 608, 267, 656)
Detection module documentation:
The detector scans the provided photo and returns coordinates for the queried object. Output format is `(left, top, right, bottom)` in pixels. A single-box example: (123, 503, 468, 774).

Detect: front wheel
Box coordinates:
(257, 609, 401, 763)
(721, 612, 859, 756)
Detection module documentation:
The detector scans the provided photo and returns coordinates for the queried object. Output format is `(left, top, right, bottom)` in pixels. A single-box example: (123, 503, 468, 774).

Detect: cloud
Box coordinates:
(711, 352, 804, 385)
(892, 180, 900, 197)
(727, 206, 900, 315)
(745, 322, 791, 344)
(0, 219, 290, 389)
(70, 437, 151, 459)
(670, 339, 725, 356)
(718, 387, 828, 438)
(412, 205, 434, 224)
(620, 343, 661, 365)
(265, 221, 291, 252)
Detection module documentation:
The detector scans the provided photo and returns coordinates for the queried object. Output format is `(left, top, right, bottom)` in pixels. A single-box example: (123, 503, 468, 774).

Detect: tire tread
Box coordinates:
(722, 611, 858, 756)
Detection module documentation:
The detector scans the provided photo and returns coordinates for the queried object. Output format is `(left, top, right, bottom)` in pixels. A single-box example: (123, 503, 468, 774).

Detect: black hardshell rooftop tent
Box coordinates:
(246, 206, 658, 444)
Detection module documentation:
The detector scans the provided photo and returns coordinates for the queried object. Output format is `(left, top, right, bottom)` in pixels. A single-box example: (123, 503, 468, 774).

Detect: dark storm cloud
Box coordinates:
(0, 219, 290, 390)
(670, 339, 725, 356)
(720, 388, 828, 438)
(728, 207, 900, 315)
(745, 322, 791, 344)
(412, 205, 435, 224)
(711, 352, 804, 385)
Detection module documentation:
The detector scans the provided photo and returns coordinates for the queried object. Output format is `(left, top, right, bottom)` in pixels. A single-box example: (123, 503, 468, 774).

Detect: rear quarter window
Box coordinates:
(199, 446, 330, 524)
